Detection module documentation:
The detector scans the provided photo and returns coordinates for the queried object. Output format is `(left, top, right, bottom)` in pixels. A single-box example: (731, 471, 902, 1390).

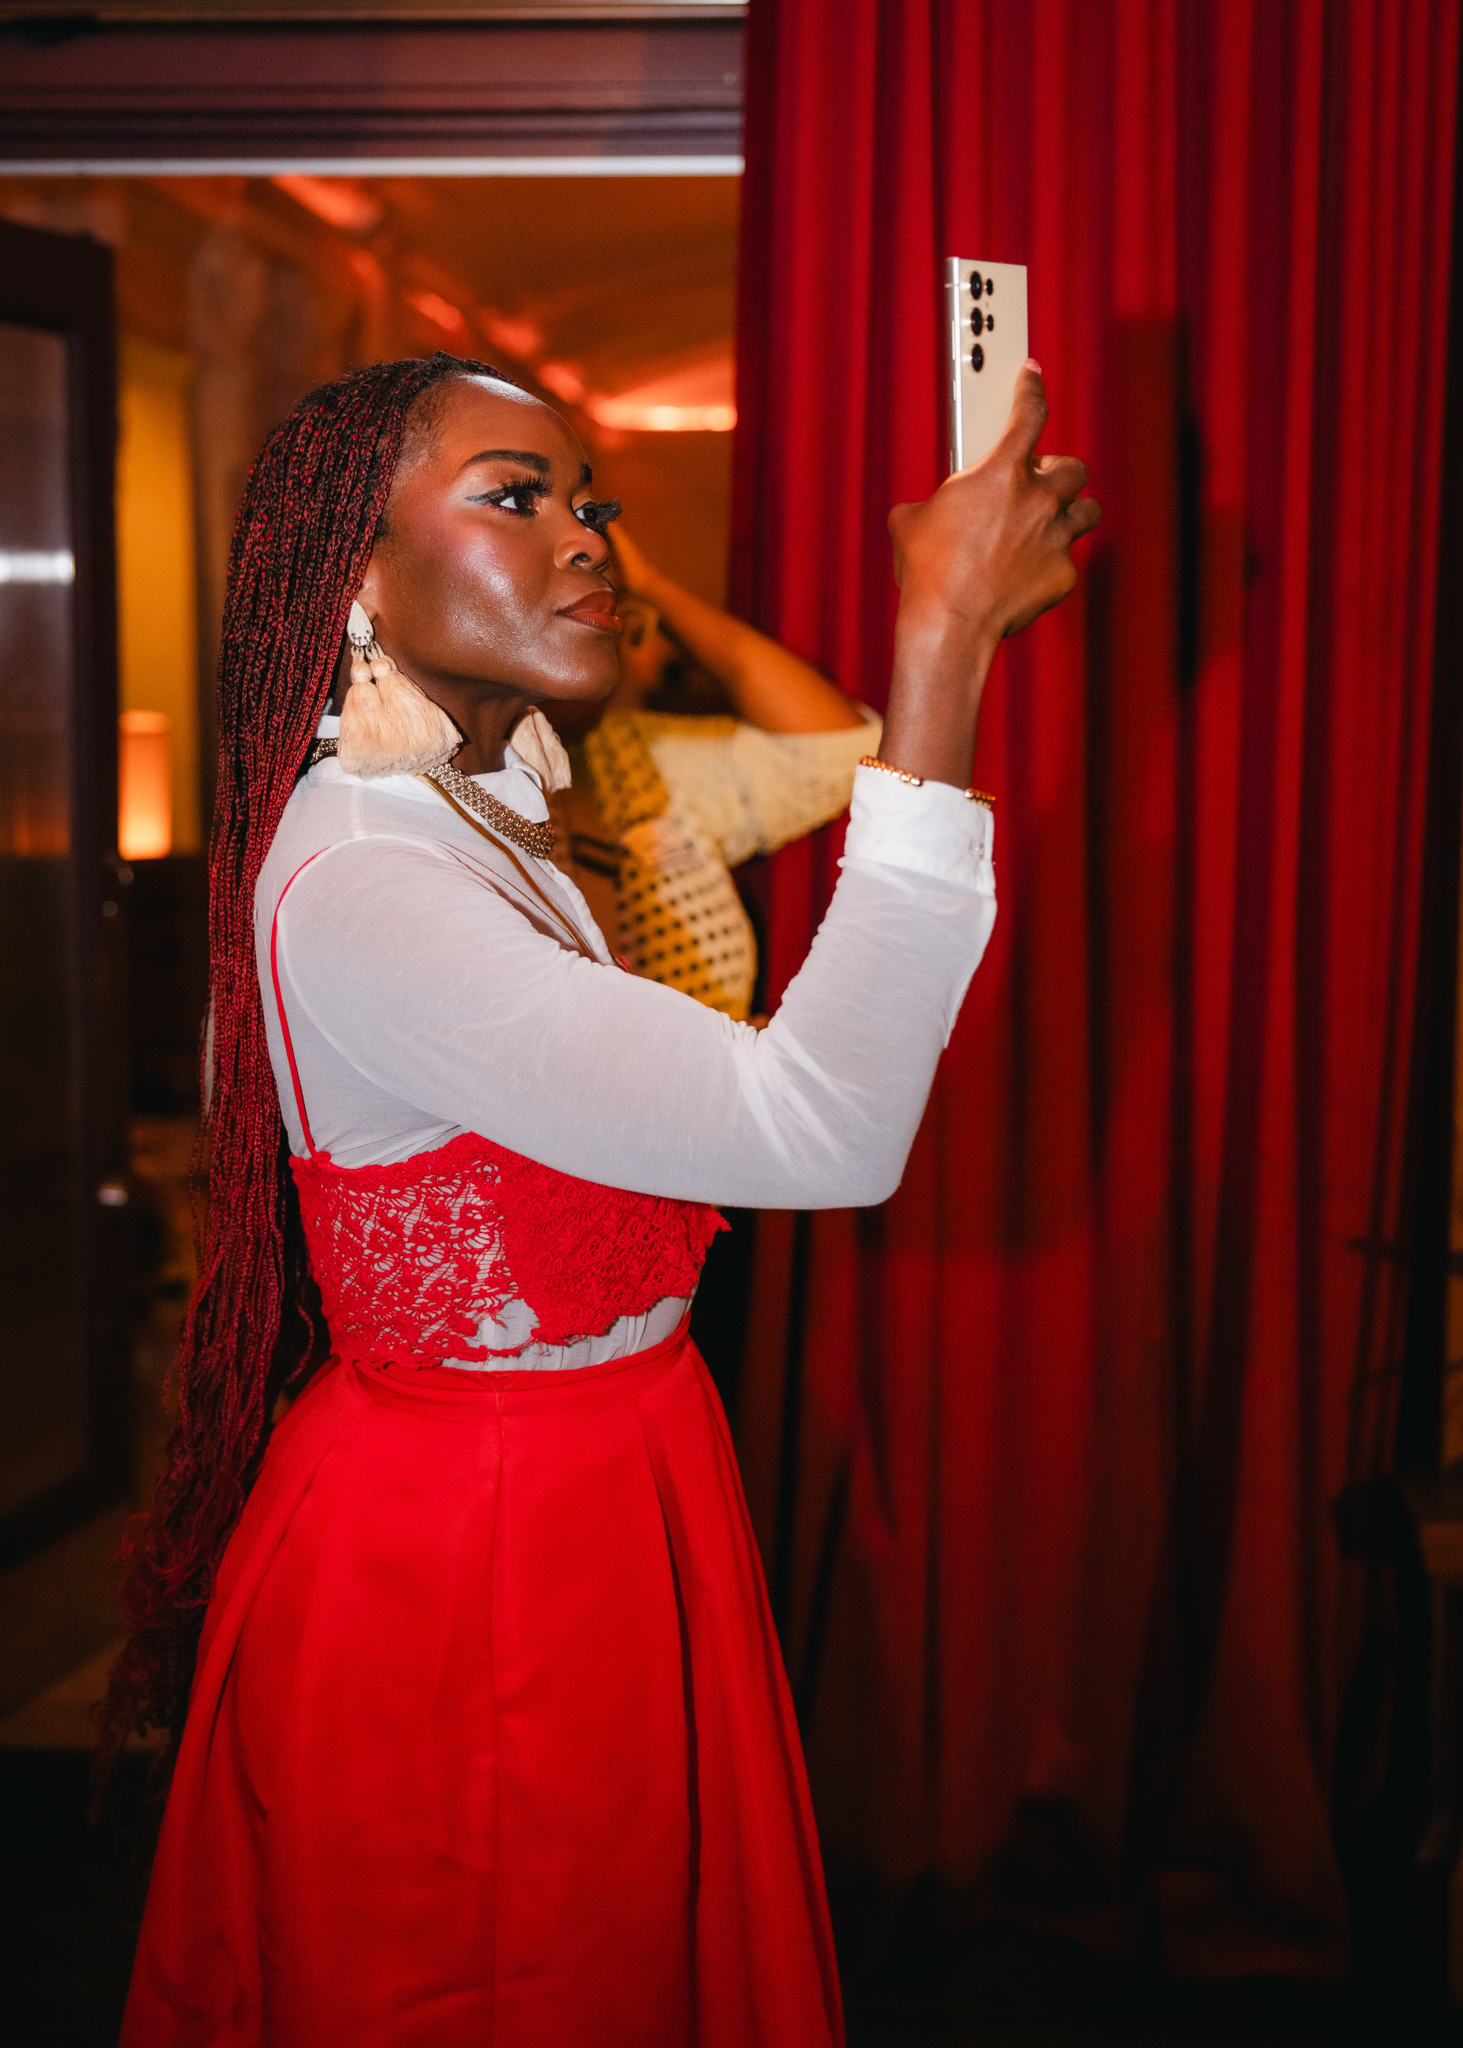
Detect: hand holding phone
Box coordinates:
(892, 364, 1095, 636)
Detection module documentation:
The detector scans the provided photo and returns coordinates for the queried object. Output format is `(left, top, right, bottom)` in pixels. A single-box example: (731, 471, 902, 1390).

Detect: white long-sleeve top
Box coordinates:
(255, 727, 997, 1369)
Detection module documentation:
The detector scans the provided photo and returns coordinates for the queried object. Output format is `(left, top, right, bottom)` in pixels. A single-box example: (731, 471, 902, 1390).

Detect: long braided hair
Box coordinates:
(101, 352, 507, 1758)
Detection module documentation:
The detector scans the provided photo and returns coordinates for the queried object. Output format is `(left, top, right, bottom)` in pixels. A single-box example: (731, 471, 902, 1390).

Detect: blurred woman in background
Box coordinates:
(549, 525, 874, 1021)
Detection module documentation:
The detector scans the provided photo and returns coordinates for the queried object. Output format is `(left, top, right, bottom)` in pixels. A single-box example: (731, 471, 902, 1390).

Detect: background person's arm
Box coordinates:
(610, 525, 866, 734)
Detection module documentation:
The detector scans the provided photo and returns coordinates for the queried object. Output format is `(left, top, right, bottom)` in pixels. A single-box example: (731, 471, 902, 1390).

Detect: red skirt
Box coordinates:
(122, 1322, 843, 2047)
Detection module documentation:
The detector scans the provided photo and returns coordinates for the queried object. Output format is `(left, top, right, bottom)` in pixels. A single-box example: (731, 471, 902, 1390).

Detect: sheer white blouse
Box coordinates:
(255, 724, 997, 1369)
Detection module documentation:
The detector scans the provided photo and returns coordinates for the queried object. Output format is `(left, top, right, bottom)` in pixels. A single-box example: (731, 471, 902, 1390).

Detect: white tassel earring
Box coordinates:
(337, 600, 460, 779)
(508, 707, 572, 793)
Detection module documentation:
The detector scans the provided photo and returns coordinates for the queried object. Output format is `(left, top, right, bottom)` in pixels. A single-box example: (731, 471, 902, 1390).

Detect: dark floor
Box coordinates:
(846, 1933, 1456, 2047)
(1, 1744, 1457, 2048)
(3, 1750, 155, 2048)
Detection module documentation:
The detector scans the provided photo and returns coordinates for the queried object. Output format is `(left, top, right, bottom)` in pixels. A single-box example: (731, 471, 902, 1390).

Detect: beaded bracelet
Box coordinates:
(858, 755, 995, 808)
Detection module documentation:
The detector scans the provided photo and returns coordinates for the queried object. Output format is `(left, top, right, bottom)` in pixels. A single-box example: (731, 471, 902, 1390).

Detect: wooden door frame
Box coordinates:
(0, 216, 133, 1569)
(0, 9, 745, 168)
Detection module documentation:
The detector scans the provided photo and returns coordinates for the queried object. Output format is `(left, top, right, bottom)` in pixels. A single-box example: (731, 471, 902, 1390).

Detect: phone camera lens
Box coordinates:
(969, 271, 984, 297)
(970, 309, 984, 336)
(986, 314, 995, 332)
(971, 343, 985, 372)
(985, 276, 996, 296)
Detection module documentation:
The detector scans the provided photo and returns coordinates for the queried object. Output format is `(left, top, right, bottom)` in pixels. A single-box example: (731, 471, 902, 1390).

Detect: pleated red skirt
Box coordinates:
(121, 1322, 843, 2047)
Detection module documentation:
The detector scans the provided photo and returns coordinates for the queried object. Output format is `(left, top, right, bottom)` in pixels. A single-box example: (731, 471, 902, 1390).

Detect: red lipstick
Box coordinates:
(558, 592, 622, 634)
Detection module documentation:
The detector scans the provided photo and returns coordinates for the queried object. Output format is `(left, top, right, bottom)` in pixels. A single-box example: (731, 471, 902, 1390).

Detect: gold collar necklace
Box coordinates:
(304, 738, 556, 861)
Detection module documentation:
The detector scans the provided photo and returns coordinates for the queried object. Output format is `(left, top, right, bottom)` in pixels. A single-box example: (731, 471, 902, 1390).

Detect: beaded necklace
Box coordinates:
(304, 738, 556, 861)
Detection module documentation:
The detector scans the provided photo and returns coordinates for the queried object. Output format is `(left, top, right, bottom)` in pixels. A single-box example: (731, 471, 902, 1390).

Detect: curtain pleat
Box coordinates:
(731, 0, 1460, 1971)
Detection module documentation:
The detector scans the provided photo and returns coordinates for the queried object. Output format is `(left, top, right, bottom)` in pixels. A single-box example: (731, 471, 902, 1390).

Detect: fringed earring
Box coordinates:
(337, 600, 460, 779)
(508, 706, 572, 793)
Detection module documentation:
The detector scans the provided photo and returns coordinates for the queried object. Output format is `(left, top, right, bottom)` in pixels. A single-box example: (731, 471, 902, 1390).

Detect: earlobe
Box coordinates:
(354, 551, 385, 619)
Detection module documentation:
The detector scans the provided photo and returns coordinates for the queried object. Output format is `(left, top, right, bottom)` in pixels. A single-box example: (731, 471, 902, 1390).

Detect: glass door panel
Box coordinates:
(0, 220, 130, 1563)
(0, 321, 87, 1517)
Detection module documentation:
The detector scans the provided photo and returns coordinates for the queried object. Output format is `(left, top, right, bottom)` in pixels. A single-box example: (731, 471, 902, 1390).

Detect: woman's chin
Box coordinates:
(541, 664, 622, 708)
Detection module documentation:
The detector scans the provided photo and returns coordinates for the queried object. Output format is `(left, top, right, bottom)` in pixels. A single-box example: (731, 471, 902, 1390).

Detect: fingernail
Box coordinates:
(1025, 357, 1043, 375)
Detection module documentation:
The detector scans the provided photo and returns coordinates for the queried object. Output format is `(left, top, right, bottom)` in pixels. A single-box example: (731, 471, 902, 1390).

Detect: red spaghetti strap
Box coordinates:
(270, 852, 329, 1158)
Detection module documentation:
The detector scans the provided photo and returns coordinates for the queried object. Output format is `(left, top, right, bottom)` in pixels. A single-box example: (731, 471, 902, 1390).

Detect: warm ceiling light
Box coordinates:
(583, 353, 736, 433)
(479, 311, 546, 362)
(119, 710, 172, 861)
(274, 174, 383, 235)
(408, 289, 466, 333)
(538, 362, 586, 402)
(586, 398, 736, 432)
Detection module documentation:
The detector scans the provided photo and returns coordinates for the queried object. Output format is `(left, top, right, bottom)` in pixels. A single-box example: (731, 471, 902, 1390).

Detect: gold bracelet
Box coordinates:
(858, 755, 995, 807)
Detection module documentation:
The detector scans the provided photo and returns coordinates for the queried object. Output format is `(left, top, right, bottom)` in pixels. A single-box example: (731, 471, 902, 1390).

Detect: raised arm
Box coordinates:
(610, 525, 865, 734)
(267, 368, 1097, 1208)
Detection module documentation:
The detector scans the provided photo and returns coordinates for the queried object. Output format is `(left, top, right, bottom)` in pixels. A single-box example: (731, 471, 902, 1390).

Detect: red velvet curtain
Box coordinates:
(730, 0, 1459, 1971)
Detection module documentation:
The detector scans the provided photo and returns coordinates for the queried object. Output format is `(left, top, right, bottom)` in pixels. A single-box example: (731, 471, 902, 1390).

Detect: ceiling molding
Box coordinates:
(0, 154, 743, 173)
(0, 15, 744, 160)
(0, 1, 747, 26)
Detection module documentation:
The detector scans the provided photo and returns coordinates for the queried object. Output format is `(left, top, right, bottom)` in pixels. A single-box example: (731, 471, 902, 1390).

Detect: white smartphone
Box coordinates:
(945, 257, 1028, 474)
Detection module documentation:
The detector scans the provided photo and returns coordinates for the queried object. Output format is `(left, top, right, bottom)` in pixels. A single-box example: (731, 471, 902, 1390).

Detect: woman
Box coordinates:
(550, 526, 872, 1019)
(110, 349, 1096, 2046)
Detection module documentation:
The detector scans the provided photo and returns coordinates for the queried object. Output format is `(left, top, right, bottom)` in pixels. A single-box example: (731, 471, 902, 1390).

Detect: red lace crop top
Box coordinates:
(272, 855, 725, 1369)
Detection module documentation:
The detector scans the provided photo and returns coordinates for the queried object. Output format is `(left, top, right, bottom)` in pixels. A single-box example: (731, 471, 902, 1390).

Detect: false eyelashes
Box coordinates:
(575, 498, 622, 535)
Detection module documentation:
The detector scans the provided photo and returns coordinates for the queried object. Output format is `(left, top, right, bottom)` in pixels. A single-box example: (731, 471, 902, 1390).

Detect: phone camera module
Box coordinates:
(969, 271, 984, 297)
(971, 343, 986, 372)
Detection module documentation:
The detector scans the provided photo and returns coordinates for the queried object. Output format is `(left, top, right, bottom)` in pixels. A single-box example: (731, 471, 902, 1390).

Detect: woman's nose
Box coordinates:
(556, 516, 610, 573)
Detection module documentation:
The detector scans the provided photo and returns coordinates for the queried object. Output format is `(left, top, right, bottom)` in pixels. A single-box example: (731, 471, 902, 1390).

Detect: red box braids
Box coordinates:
(99, 352, 506, 1772)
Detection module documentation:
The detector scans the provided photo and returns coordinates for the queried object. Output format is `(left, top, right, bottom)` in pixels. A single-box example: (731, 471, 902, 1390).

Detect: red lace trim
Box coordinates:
(291, 1131, 723, 1369)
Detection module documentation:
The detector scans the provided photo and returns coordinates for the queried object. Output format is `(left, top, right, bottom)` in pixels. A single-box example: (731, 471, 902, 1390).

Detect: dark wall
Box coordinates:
(126, 854, 207, 1118)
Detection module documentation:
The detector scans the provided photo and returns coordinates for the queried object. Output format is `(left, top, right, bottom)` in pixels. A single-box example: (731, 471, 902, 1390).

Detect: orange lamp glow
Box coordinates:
(119, 709, 172, 858)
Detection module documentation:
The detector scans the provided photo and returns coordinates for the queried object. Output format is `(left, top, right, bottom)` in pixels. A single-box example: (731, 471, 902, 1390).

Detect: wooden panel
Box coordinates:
(0, 20, 744, 159)
(0, 2, 742, 16)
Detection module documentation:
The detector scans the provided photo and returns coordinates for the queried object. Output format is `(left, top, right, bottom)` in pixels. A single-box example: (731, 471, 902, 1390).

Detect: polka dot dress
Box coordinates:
(557, 713, 759, 1021)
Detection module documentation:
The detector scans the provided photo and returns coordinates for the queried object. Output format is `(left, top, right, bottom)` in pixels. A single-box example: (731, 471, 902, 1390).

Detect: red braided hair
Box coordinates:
(101, 352, 509, 1758)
